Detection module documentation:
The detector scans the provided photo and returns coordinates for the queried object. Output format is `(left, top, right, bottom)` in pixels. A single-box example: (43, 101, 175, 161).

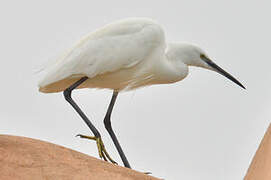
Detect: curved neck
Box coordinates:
(152, 54, 188, 84)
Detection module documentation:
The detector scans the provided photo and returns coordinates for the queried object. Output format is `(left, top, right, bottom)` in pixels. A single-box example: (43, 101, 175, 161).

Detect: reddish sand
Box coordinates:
(245, 124, 271, 180)
(0, 135, 160, 180)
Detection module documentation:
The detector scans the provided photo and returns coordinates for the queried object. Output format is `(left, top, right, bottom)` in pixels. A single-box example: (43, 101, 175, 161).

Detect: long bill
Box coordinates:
(202, 56, 246, 89)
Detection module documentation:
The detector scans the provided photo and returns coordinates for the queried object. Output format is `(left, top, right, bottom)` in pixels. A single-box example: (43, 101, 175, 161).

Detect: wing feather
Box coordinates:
(38, 18, 165, 91)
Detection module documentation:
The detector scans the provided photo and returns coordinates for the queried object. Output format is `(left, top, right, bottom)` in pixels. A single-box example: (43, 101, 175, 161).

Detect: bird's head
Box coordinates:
(166, 43, 245, 89)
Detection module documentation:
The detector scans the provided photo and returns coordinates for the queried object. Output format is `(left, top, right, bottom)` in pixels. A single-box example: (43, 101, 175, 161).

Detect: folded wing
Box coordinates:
(38, 18, 165, 93)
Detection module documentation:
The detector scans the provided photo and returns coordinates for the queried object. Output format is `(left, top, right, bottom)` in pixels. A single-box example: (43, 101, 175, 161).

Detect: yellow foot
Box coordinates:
(76, 134, 117, 165)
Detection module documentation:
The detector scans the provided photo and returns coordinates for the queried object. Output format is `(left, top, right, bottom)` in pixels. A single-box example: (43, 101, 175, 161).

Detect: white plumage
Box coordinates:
(37, 17, 245, 168)
(39, 18, 168, 92)
(39, 17, 245, 93)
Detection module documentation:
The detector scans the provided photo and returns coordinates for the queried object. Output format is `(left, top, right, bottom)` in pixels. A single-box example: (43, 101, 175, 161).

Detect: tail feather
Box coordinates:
(39, 76, 84, 93)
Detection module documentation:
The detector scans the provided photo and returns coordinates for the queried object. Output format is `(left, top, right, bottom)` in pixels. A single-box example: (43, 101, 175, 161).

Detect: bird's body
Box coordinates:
(38, 17, 245, 169)
(39, 18, 188, 93)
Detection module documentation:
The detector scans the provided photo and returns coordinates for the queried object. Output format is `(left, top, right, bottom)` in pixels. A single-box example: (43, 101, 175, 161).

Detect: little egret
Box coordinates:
(38, 18, 245, 169)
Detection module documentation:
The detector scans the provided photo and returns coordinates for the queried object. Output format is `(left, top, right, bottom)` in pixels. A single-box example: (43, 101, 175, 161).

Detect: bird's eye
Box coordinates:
(200, 54, 205, 59)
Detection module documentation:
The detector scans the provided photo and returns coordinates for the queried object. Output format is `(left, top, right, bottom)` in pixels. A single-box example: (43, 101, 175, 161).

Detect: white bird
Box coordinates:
(38, 17, 245, 169)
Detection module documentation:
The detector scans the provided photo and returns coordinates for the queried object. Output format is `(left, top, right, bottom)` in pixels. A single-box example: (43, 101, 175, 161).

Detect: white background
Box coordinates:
(0, 0, 270, 179)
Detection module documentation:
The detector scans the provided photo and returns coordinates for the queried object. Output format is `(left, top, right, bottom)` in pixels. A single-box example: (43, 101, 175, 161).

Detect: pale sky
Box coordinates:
(0, 0, 271, 179)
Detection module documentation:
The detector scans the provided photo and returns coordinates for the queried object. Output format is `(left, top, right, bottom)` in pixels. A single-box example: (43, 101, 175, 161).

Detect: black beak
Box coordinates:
(202, 56, 246, 89)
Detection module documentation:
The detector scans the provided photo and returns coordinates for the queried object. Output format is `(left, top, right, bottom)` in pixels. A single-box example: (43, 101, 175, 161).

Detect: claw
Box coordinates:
(76, 134, 117, 165)
(76, 134, 96, 140)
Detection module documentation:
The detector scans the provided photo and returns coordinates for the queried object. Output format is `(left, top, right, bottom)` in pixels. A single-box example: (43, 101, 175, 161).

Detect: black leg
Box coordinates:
(63, 77, 116, 163)
(104, 90, 131, 168)
(63, 77, 101, 138)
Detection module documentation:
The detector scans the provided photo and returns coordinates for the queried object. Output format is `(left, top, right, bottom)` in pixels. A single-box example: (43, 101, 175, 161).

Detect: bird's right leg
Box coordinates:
(78, 90, 131, 169)
(63, 76, 116, 164)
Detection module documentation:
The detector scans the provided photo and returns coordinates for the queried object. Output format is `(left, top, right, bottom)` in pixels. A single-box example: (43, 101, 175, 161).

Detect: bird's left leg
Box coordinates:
(63, 76, 116, 164)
